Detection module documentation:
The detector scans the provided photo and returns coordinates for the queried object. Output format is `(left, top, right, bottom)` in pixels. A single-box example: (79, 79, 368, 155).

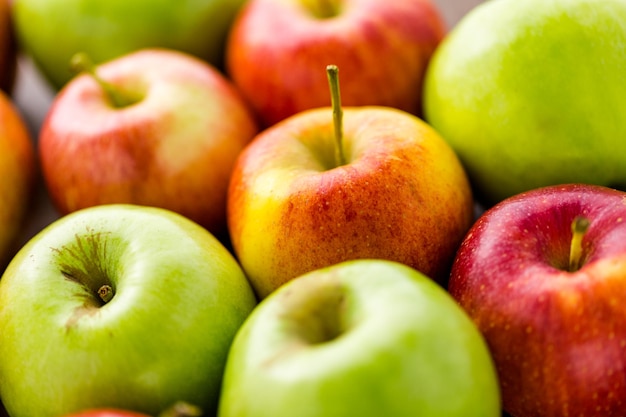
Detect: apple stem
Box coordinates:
(326, 65, 347, 167)
(98, 285, 114, 303)
(158, 402, 203, 417)
(569, 216, 590, 272)
(69, 52, 136, 108)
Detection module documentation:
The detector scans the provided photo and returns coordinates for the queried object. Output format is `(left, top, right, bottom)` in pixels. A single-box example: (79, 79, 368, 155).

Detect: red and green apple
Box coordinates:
(39, 48, 259, 240)
(226, 0, 446, 127)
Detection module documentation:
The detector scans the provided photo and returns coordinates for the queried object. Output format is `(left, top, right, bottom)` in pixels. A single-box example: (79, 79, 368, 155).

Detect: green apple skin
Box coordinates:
(12, 0, 248, 89)
(227, 106, 474, 299)
(423, 0, 626, 206)
(0, 204, 257, 417)
(218, 259, 501, 417)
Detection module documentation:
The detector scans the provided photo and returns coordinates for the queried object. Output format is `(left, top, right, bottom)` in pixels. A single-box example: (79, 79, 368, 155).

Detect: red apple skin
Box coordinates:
(0, 90, 36, 267)
(228, 106, 474, 298)
(39, 49, 259, 239)
(61, 411, 148, 417)
(448, 183, 626, 417)
(226, 0, 446, 127)
(0, 0, 16, 93)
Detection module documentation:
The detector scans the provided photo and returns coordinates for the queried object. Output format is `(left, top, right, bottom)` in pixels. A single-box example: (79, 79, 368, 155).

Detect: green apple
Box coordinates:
(423, 0, 626, 206)
(218, 259, 501, 417)
(0, 204, 257, 417)
(12, 0, 248, 89)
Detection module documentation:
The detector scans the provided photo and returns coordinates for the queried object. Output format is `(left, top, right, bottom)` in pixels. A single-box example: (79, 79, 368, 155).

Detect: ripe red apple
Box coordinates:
(0, 90, 36, 267)
(448, 183, 626, 417)
(39, 48, 259, 239)
(61, 401, 201, 417)
(226, 0, 446, 127)
(227, 66, 474, 298)
(0, 0, 16, 93)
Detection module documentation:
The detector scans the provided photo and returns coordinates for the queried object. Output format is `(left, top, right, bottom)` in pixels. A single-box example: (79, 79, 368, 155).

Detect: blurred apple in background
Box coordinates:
(226, 0, 446, 127)
(449, 184, 626, 417)
(0, 90, 35, 268)
(228, 67, 473, 298)
(11, 0, 248, 89)
(423, 0, 626, 206)
(0, 0, 16, 93)
(218, 259, 501, 417)
(0, 204, 257, 417)
(39, 48, 258, 240)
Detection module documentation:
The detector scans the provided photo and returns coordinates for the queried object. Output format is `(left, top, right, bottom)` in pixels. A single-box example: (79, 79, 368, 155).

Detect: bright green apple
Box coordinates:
(0, 204, 257, 417)
(12, 0, 248, 89)
(423, 0, 626, 206)
(218, 259, 501, 417)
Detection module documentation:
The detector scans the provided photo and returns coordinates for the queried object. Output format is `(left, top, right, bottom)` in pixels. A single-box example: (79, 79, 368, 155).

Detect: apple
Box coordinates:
(226, 0, 446, 127)
(0, 204, 258, 417)
(0, 0, 16, 92)
(227, 66, 474, 298)
(0, 89, 36, 268)
(38, 48, 259, 240)
(11, 0, 248, 89)
(448, 183, 626, 416)
(218, 259, 501, 417)
(61, 402, 202, 417)
(423, 0, 626, 206)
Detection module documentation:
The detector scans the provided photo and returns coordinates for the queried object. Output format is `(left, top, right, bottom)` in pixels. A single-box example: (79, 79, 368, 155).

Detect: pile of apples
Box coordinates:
(0, 0, 625, 416)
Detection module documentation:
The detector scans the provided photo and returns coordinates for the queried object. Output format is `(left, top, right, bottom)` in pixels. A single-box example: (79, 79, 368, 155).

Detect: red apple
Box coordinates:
(39, 48, 259, 239)
(226, 0, 446, 127)
(61, 402, 201, 417)
(0, 90, 36, 267)
(0, 0, 16, 93)
(227, 67, 474, 298)
(448, 183, 626, 417)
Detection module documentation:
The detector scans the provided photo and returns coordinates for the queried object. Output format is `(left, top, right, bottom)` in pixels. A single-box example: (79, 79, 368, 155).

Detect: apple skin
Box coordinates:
(0, 89, 36, 268)
(0, 204, 258, 417)
(423, 0, 626, 206)
(448, 183, 626, 417)
(218, 259, 501, 417)
(12, 0, 248, 89)
(226, 0, 446, 127)
(39, 48, 259, 240)
(0, 0, 16, 93)
(227, 106, 474, 298)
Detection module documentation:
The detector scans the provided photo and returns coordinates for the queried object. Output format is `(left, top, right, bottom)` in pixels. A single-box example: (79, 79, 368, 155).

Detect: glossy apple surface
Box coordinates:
(424, 0, 626, 206)
(0, 204, 257, 417)
(12, 0, 247, 89)
(39, 49, 258, 240)
(0, 90, 36, 267)
(0, 0, 16, 92)
(448, 184, 626, 416)
(228, 106, 474, 298)
(227, 0, 446, 127)
(218, 259, 501, 417)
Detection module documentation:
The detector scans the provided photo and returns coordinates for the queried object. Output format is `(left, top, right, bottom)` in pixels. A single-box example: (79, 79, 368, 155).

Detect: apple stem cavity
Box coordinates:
(326, 64, 347, 167)
(70, 52, 140, 108)
(303, 0, 340, 18)
(568, 216, 590, 272)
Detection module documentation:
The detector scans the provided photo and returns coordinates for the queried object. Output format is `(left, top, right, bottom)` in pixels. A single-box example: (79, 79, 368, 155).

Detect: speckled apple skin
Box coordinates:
(39, 49, 259, 239)
(449, 184, 626, 417)
(226, 0, 446, 127)
(228, 106, 474, 299)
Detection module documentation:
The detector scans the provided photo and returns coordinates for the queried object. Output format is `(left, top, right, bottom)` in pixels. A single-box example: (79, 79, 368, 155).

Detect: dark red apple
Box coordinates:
(449, 183, 626, 417)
